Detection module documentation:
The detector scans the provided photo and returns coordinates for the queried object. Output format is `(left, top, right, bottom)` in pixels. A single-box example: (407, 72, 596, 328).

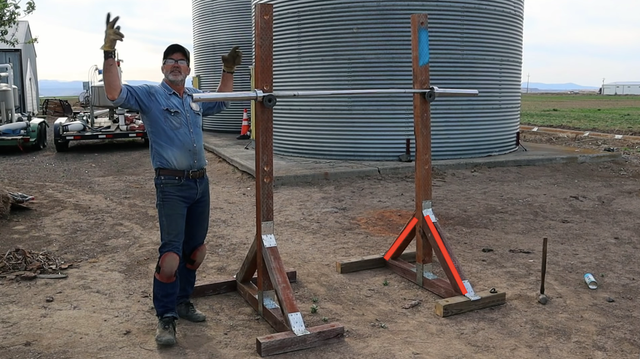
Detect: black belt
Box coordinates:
(155, 168, 206, 179)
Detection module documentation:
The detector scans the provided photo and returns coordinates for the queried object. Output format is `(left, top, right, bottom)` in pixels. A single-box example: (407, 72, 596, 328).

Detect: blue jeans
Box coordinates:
(153, 174, 210, 318)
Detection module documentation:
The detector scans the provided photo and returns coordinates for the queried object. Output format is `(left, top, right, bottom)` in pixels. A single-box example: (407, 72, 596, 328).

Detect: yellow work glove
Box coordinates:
(100, 13, 124, 51)
(221, 46, 242, 73)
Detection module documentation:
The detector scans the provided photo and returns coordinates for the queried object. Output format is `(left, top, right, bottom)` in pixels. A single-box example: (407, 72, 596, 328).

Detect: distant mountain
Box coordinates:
(521, 82, 600, 92)
(39, 80, 84, 97)
(38, 78, 193, 97)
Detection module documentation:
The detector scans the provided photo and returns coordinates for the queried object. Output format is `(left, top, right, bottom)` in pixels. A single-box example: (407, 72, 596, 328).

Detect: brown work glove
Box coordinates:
(100, 13, 124, 51)
(221, 46, 242, 73)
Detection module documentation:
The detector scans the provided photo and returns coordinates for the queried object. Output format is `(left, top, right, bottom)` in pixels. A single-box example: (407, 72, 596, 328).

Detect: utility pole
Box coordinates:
(526, 73, 530, 94)
(601, 78, 605, 95)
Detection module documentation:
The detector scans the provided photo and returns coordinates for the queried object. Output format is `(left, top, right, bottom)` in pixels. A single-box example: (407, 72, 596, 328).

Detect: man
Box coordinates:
(100, 13, 242, 346)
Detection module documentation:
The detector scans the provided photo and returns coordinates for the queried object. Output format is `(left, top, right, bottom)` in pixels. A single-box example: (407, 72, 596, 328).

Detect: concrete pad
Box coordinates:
(203, 132, 621, 186)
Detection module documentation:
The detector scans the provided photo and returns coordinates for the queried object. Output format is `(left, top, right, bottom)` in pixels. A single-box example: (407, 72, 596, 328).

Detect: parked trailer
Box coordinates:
(53, 59, 147, 152)
(0, 63, 47, 151)
(0, 114, 48, 150)
(53, 108, 147, 152)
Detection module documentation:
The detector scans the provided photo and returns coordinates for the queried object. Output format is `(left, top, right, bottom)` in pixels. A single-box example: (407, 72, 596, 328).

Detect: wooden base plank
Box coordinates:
(256, 322, 345, 357)
(191, 270, 297, 298)
(434, 289, 507, 317)
(386, 258, 457, 298)
(336, 251, 417, 274)
(236, 281, 289, 332)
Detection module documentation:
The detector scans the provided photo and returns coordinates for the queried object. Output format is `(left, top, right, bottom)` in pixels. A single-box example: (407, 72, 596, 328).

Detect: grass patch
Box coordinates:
(521, 94, 640, 135)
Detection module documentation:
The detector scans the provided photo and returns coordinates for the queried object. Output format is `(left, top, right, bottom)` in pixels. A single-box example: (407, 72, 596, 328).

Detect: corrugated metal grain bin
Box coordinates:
(193, 0, 253, 132)
(196, 0, 525, 160)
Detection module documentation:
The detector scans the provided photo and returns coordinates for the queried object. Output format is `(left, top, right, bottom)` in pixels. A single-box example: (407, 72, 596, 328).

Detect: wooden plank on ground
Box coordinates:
(336, 251, 417, 274)
(386, 258, 457, 298)
(256, 322, 345, 357)
(237, 281, 289, 333)
(434, 289, 507, 317)
(191, 270, 297, 297)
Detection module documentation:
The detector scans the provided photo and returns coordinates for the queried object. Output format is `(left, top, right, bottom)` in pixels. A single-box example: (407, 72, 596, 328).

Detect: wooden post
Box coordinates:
(411, 14, 433, 287)
(193, 4, 344, 356)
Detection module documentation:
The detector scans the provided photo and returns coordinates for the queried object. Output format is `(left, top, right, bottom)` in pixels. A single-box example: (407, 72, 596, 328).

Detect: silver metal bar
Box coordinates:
(275, 89, 428, 97)
(193, 90, 264, 102)
(192, 87, 478, 103)
(431, 86, 479, 97)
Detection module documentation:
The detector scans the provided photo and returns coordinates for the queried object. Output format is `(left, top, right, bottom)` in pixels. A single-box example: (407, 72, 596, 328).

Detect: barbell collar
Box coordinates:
(262, 94, 277, 108)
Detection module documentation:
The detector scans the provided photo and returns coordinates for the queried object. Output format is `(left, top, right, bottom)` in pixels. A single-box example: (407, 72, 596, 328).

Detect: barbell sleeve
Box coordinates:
(431, 86, 479, 97)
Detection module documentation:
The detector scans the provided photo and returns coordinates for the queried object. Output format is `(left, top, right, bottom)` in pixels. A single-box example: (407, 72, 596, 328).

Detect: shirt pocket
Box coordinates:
(162, 107, 183, 130)
(192, 108, 203, 129)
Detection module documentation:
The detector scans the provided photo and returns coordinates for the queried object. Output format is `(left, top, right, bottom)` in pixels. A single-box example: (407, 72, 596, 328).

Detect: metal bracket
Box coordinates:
(288, 312, 310, 336)
(422, 263, 438, 280)
(262, 291, 280, 309)
(422, 200, 437, 223)
(262, 234, 277, 248)
(261, 221, 276, 247)
(262, 221, 274, 235)
(462, 280, 481, 301)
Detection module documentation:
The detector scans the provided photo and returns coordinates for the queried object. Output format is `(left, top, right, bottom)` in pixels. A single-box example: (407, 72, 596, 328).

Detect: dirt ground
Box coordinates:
(1, 123, 639, 359)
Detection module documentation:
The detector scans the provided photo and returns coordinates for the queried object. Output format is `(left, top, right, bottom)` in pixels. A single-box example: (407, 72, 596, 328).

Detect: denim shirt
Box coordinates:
(112, 81, 228, 170)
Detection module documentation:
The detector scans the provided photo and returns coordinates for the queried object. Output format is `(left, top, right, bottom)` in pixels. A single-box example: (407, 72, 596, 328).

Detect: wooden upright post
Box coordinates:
(193, 4, 344, 356)
(411, 14, 434, 289)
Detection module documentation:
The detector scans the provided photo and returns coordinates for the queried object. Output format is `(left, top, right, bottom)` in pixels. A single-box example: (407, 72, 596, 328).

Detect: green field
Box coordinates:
(521, 94, 640, 135)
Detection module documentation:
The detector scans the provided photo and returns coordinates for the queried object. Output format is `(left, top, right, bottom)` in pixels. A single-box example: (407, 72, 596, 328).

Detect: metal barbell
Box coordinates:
(192, 87, 478, 107)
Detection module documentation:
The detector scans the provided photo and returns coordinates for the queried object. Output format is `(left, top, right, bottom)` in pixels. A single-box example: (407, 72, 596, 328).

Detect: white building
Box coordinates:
(602, 82, 640, 95)
(0, 21, 39, 114)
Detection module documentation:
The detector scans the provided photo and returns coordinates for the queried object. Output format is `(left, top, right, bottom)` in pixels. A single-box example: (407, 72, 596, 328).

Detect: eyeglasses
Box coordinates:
(163, 58, 188, 66)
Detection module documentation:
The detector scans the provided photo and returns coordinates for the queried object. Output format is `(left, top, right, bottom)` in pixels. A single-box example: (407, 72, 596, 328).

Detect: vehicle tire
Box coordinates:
(55, 140, 69, 152)
(33, 130, 43, 150)
(41, 124, 48, 148)
(33, 124, 47, 151)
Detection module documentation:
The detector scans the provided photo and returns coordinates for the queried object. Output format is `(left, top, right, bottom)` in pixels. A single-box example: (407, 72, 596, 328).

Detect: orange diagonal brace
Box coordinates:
(424, 215, 467, 295)
(384, 217, 419, 261)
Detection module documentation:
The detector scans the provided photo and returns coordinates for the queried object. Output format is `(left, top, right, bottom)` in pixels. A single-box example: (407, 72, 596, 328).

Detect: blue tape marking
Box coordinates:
(418, 28, 430, 66)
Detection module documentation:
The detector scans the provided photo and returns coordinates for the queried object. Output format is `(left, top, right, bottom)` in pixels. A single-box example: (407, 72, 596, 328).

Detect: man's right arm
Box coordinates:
(104, 57, 122, 101)
(101, 13, 124, 101)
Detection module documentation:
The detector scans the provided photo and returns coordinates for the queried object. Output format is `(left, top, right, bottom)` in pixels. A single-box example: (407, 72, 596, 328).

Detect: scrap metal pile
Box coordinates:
(0, 247, 70, 276)
(0, 188, 34, 218)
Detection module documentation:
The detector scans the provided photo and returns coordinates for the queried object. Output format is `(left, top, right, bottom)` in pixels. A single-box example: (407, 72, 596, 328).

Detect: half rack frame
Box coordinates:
(335, 13, 506, 318)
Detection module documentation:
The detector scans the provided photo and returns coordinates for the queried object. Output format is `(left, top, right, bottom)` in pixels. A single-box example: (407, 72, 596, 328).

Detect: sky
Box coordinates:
(24, 0, 640, 87)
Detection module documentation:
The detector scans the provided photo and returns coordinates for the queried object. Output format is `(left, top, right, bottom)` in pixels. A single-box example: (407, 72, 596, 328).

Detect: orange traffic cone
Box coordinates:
(237, 109, 250, 140)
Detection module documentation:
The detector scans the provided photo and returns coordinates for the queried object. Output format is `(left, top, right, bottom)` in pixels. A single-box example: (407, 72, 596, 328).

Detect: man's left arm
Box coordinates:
(217, 46, 241, 93)
(217, 72, 234, 93)
(201, 46, 242, 116)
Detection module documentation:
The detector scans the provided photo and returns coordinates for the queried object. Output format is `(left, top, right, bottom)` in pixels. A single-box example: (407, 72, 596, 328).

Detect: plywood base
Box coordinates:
(256, 323, 345, 357)
(434, 289, 506, 317)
